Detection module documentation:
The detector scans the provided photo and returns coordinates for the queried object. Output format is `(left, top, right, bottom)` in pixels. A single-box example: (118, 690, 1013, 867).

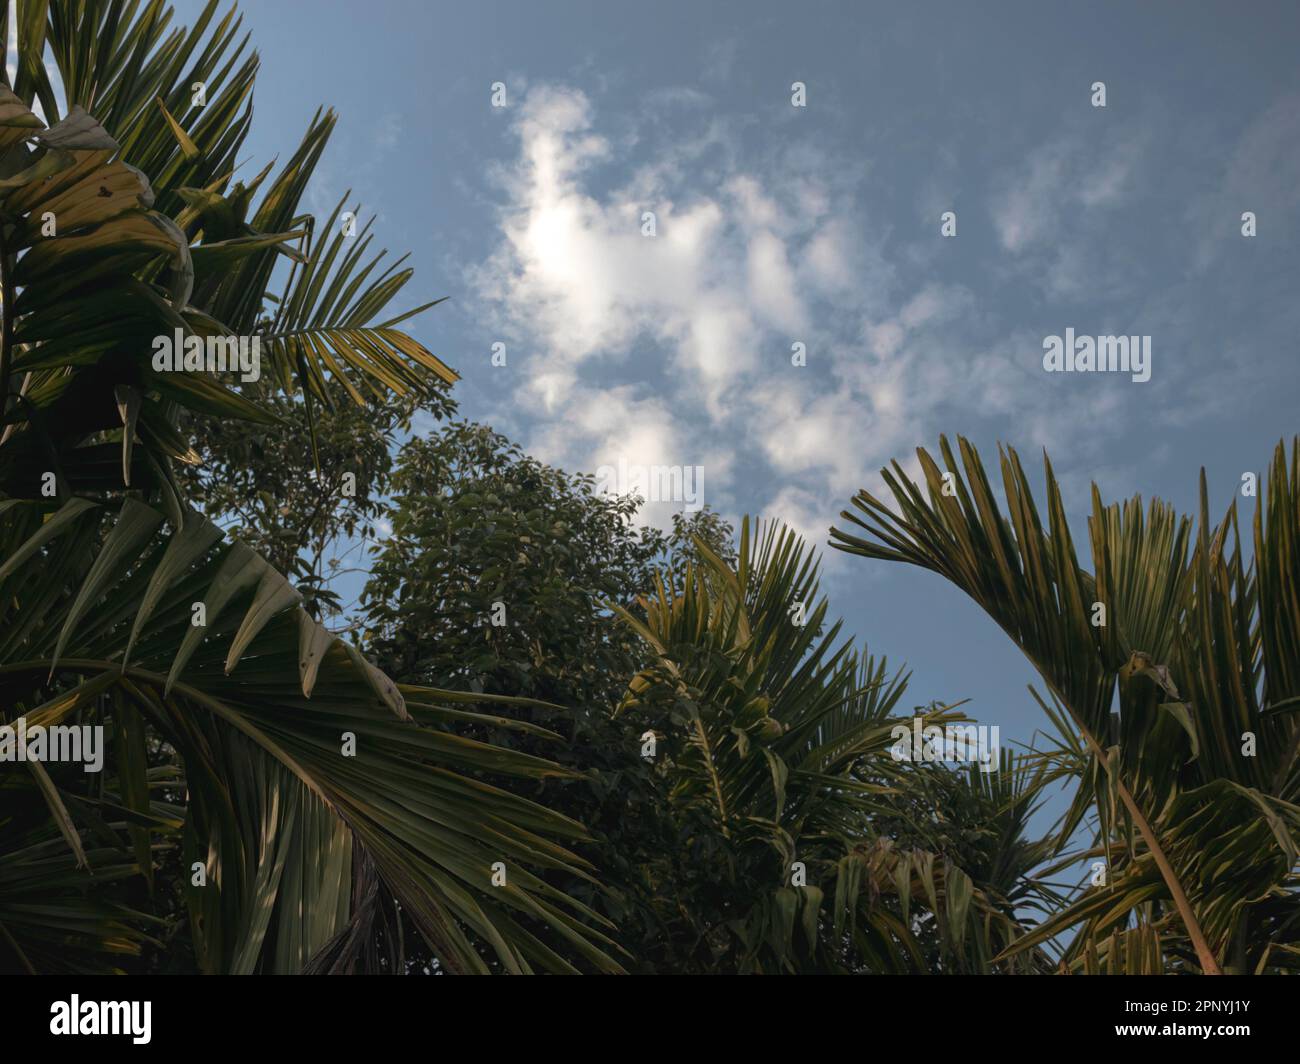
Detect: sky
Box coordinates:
(169, 0, 1300, 823)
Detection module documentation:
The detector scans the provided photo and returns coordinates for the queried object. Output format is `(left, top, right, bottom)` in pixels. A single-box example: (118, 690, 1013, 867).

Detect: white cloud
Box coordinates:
(469, 84, 1154, 556)
(991, 126, 1144, 248)
(1189, 91, 1300, 271)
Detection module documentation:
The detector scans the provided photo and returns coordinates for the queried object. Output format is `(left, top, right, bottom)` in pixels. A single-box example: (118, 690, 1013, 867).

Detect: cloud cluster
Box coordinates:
(470, 85, 945, 543)
(467, 81, 1295, 551)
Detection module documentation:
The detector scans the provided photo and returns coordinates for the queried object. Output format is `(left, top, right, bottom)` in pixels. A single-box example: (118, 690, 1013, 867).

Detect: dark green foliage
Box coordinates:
(360, 421, 736, 964)
(180, 375, 454, 620)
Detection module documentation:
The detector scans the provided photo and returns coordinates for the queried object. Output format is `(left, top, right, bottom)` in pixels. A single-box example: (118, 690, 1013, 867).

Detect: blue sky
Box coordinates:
(173, 0, 1299, 812)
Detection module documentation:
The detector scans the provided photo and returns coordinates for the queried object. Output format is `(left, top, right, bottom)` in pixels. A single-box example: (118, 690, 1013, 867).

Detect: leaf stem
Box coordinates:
(0, 232, 14, 423)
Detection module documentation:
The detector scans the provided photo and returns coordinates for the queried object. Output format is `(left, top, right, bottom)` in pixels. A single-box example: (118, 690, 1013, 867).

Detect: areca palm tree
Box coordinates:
(831, 435, 1300, 974)
(0, 0, 620, 973)
(613, 517, 1057, 972)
